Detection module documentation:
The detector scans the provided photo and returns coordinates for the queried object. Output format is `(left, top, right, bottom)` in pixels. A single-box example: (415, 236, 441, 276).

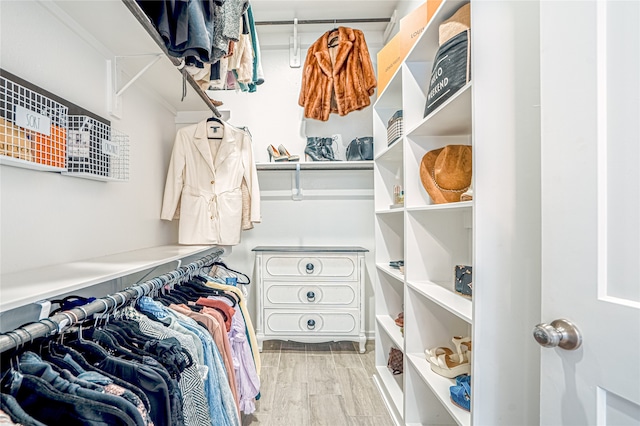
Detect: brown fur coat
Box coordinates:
(299, 27, 377, 121)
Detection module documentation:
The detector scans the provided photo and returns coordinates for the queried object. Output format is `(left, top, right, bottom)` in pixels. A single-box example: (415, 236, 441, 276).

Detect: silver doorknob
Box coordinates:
(533, 319, 582, 350)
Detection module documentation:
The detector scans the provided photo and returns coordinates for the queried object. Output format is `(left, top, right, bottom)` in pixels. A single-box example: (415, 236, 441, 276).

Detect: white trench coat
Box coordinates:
(161, 120, 260, 245)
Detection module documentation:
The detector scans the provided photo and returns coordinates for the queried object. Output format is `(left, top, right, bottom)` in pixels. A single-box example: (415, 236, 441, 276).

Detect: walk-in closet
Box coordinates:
(1, 0, 638, 425)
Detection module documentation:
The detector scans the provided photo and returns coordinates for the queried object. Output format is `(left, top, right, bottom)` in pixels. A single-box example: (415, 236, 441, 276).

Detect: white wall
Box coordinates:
(177, 37, 382, 336)
(0, 1, 178, 274)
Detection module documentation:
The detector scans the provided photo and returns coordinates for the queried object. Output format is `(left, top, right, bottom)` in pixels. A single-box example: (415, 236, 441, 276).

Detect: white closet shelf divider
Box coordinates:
(0, 245, 220, 313)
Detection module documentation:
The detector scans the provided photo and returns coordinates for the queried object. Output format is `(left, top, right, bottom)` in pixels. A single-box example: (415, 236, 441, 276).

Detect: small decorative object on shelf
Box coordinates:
(0, 75, 68, 169)
(455, 265, 473, 297)
(65, 115, 129, 181)
(420, 145, 472, 204)
(387, 110, 403, 146)
(423, 3, 471, 118)
(391, 184, 404, 208)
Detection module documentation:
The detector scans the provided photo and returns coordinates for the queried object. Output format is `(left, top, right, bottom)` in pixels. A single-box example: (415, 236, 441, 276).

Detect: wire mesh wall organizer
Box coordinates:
(0, 75, 68, 170)
(0, 248, 224, 354)
(65, 115, 130, 181)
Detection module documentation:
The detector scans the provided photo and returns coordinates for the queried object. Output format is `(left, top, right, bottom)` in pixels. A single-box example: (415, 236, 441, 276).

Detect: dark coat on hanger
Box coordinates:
(298, 26, 377, 121)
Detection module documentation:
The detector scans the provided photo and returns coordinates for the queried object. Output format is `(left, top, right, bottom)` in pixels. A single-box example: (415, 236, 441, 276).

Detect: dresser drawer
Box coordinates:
(264, 309, 359, 335)
(263, 254, 357, 280)
(264, 282, 357, 307)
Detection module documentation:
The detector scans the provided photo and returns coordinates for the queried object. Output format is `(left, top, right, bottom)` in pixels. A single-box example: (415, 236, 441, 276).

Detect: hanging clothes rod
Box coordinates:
(255, 18, 391, 26)
(0, 248, 224, 354)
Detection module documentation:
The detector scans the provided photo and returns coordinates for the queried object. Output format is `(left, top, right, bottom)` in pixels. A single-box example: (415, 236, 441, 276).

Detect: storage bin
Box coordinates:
(387, 110, 403, 146)
(0, 75, 68, 169)
(65, 115, 129, 181)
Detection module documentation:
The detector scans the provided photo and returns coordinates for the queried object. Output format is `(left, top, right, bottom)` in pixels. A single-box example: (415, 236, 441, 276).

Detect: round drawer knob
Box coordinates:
(306, 291, 316, 301)
(306, 263, 314, 273)
(307, 319, 316, 329)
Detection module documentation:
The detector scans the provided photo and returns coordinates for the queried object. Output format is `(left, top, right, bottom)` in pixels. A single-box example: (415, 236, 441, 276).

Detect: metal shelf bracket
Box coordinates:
(107, 54, 163, 118)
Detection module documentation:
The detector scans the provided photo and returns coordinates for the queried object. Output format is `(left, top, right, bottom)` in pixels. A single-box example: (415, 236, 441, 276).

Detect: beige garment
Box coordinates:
(169, 303, 241, 416)
(227, 32, 254, 84)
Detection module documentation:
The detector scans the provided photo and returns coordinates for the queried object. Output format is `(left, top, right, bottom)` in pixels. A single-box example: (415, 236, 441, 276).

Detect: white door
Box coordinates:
(539, 1, 640, 424)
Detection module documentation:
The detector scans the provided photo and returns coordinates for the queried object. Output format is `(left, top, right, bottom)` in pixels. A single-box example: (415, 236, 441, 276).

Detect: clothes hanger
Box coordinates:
(328, 21, 339, 48)
(206, 114, 224, 140)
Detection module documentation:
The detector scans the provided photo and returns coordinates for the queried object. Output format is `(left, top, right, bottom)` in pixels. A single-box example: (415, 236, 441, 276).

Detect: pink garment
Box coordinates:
(196, 297, 235, 332)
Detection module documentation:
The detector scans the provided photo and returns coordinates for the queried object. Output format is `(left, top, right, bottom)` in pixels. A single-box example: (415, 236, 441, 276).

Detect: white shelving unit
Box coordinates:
(373, 1, 474, 424)
(0, 245, 219, 313)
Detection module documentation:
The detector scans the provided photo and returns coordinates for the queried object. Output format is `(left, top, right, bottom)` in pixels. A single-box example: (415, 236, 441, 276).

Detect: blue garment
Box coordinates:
(136, 297, 239, 426)
(171, 310, 238, 426)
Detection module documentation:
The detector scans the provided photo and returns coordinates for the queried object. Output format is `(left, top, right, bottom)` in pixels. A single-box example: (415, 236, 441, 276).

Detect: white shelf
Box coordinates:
(406, 353, 471, 426)
(0, 245, 219, 312)
(376, 207, 405, 215)
(406, 83, 473, 137)
(407, 280, 472, 323)
(256, 161, 373, 171)
(61, 172, 126, 182)
(375, 366, 404, 420)
(376, 263, 405, 282)
(374, 137, 403, 162)
(46, 0, 219, 113)
(0, 156, 66, 172)
(376, 315, 404, 349)
(406, 201, 473, 213)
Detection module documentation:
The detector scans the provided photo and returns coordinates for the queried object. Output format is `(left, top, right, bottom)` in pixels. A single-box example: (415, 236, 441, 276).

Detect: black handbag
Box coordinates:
(345, 137, 374, 161)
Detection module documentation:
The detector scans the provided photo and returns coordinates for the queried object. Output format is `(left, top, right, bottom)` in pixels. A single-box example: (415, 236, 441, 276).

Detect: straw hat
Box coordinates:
(439, 3, 471, 46)
(420, 145, 472, 204)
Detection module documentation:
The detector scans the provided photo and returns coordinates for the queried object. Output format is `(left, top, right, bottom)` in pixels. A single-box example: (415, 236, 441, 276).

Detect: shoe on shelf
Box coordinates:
(268, 144, 288, 162)
(278, 144, 299, 162)
(450, 378, 471, 411)
(425, 336, 472, 378)
(394, 312, 404, 328)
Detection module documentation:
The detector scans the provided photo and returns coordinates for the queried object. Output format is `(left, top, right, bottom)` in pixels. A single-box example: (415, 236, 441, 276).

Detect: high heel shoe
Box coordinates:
(277, 144, 299, 162)
(267, 144, 288, 162)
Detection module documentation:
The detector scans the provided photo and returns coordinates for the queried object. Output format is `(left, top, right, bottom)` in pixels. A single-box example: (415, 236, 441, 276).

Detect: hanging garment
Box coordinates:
(299, 26, 377, 121)
(211, 0, 249, 63)
(161, 120, 261, 245)
(245, 5, 264, 92)
(134, 299, 240, 426)
(119, 306, 214, 426)
(203, 281, 261, 375)
(196, 297, 260, 414)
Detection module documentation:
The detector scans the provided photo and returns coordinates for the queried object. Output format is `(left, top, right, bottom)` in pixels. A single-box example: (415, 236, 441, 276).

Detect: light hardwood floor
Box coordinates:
(242, 340, 395, 426)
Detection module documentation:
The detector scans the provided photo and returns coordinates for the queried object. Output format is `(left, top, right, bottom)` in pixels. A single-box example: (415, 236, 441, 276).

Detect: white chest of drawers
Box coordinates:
(253, 246, 368, 353)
